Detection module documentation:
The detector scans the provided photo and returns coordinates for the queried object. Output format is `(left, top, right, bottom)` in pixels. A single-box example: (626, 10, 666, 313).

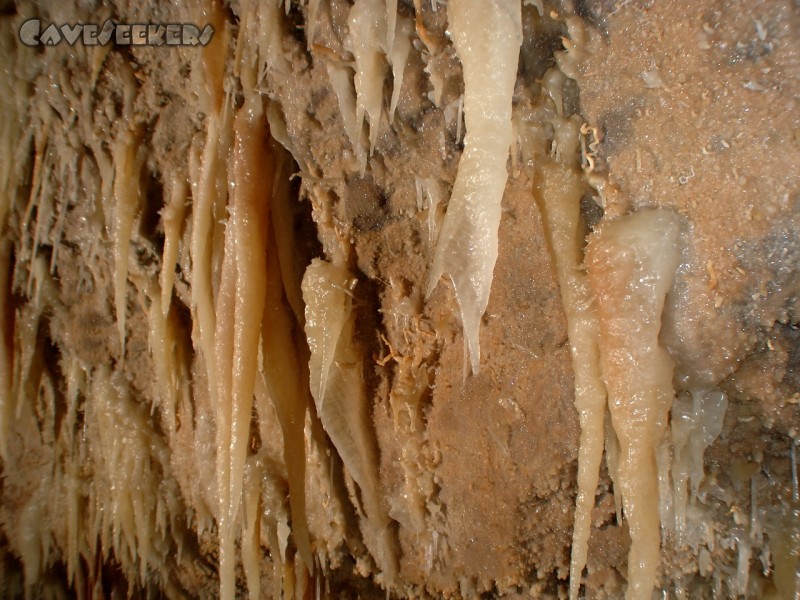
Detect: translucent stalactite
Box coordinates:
(302, 259, 398, 582)
(587, 210, 682, 600)
(348, 0, 388, 154)
(428, 0, 522, 374)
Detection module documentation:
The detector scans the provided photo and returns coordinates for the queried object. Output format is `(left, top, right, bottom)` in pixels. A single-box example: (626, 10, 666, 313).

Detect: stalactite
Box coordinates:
(302, 259, 398, 583)
(144, 281, 179, 433)
(215, 32, 274, 594)
(190, 0, 233, 426)
(160, 176, 187, 318)
(110, 58, 143, 359)
(326, 62, 368, 173)
(670, 388, 728, 544)
(388, 16, 413, 123)
(586, 210, 682, 600)
(385, 0, 398, 53)
(88, 365, 175, 588)
(427, 0, 522, 374)
(0, 237, 13, 460)
(262, 228, 313, 570)
(307, 0, 322, 50)
(533, 149, 606, 600)
(242, 456, 264, 600)
(348, 0, 388, 154)
(190, 100, 229, 412)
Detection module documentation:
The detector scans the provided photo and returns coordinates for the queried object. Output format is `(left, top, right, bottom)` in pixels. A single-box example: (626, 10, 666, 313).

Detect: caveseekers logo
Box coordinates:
(19, 19, 214, 47)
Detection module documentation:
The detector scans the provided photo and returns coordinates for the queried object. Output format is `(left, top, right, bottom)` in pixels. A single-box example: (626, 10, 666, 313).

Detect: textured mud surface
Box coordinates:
(0, 0, 798, 598)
